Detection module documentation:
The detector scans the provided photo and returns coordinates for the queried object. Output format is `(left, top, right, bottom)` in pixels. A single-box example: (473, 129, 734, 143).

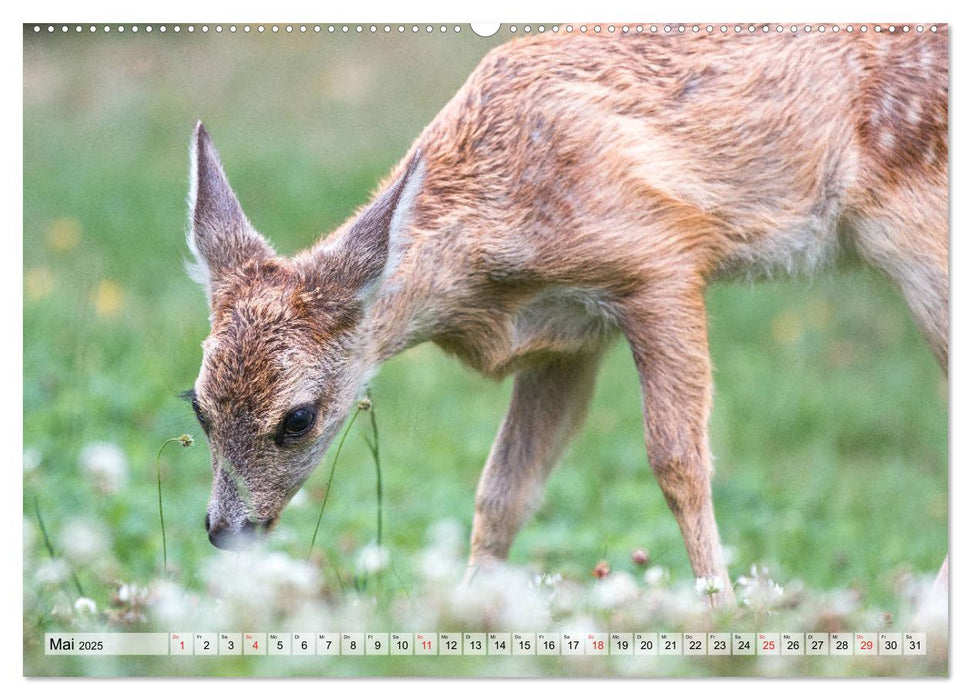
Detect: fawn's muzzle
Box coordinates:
(205, 514, 273, 551)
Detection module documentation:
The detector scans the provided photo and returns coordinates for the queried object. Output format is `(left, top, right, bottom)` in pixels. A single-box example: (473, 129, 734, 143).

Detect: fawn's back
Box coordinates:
(368, 31, 947, 374)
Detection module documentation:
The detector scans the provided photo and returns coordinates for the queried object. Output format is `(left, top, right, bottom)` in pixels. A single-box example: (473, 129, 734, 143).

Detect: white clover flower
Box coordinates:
(116, 582, 149, 605)
(591, 570, 639, 609)
(549, 580, 584, 618)
(448, 565, 550, 630)
(420, 544, 464, 583)
(418, 520, 466, 584)
(50, 602, 74, 622)
(823, 588, 862, 617)
(116, 583, 133, 603)
(203, 550, 321, 624)
(35, 558, 71, 585)
(644, 565, 669, 587)
(425, 518, 465, 552)
(646, 584, 711, 627)
(59, 518, 109, 565)
(149, 579, 197, 628)
(80, 441, 128, 495)
(737, 565, 785, 610)
(695, 575, 725, 597)
(721, 544, 738, 567)
(259, 552, 320, 596)
(23, 447, 42, 473)
(356, 542, 390, 575)
(74, 597, 97, 615)
(532, 572, 562, 590)
(109, 582, 152, 626)
(23, 517, 36, 553)
(281, 600, 336, 636)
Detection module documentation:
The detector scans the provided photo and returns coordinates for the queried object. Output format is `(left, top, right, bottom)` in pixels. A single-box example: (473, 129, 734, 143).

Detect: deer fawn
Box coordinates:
(185, 30, 947, 604)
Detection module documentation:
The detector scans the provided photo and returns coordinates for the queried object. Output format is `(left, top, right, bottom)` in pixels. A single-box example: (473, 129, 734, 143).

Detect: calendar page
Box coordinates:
(22, 19, 949, 678)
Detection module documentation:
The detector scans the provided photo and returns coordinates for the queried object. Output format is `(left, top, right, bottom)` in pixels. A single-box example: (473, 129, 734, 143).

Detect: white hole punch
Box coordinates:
(470, 23, 501, 37)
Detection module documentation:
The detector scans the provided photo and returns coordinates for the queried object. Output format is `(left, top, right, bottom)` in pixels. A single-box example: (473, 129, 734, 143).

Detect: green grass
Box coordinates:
(23, 28, 947, 677)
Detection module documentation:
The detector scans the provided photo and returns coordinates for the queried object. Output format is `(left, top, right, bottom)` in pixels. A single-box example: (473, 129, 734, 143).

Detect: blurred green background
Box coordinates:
(23, 25, 947, 676)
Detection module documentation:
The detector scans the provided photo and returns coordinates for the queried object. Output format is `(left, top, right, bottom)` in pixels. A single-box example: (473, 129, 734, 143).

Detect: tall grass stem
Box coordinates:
(32, 494, 85, 598)
(308, 408, 362, 561)
(364, 395, 383, 547)
(155, 434, 194, 576)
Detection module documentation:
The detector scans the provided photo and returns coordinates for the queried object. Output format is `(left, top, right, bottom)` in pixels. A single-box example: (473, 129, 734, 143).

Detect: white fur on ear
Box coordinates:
(359, 163, 426, 306)
(185, 121, 274, 301)
(351, 150, 426, 308)
(185, 125, 211, 294)
(183, 121, 212, 301)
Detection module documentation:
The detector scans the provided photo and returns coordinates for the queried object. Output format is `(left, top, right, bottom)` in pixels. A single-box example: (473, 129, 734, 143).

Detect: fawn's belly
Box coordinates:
(505, 286, 618, 367)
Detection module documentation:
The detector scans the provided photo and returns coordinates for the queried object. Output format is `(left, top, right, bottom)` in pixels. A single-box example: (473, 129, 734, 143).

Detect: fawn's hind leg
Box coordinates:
(852, 173, 949, 602)
(468, 350, 604, 573)
(617, 277, 734, 604)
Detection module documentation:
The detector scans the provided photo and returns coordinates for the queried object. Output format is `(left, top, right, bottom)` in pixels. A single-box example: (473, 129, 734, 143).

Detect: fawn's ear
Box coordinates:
(187, 122, 274, 297)
(333, 149, 425, 307)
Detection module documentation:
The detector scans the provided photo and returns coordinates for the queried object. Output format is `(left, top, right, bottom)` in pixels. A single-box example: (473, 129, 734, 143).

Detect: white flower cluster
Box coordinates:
(356, 542, 390, 575)
(59, 518, 110, 565)
(35, 558, 71, 586)
(694, 575, 725, 597)
(116, 582, 150, 605)
(23, 447, 42, 473)
(644, 565, 669, 587)
(79, 441, 128, 495)
(591, 571, 639, 609)
(445, 564, 551, 631)
(737, 565, 785, 610)
(108, 581, 152, 625)
(73, 597, 97, 615)
(419, 518, 466, 583)
(200, 549, 323, 628)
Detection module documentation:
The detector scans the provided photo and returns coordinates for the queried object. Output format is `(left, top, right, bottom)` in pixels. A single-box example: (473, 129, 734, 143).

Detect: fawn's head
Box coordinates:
(185, 123, 422, 550)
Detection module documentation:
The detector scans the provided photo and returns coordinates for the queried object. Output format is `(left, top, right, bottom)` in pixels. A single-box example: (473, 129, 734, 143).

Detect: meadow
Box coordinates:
(23, 25, 947, 677)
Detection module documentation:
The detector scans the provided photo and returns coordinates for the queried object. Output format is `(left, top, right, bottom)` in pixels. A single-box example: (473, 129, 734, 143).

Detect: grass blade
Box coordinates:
(31, 494, 85, 598)
(364, 394, 383, 547)
(155, 434, 194, 576)
(308, 407, 362, 561)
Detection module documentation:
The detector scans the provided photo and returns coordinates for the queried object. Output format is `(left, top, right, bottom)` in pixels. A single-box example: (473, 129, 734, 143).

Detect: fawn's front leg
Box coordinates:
(468, 351, 603, 575)
(618, 279, 734, 604)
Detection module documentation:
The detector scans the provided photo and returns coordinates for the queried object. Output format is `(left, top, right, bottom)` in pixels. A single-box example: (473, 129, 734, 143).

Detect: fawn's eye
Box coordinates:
(183, 392, 209, 433)
(282, 406, 317, 438)
(192, 400, 210, 431)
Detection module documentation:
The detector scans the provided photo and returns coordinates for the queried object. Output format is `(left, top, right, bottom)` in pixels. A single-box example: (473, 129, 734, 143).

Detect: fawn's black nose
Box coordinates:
(206, 516, 269, 550)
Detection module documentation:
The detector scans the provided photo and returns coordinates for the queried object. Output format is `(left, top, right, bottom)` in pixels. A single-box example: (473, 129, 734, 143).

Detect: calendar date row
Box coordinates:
(46, 632, 927, 656)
